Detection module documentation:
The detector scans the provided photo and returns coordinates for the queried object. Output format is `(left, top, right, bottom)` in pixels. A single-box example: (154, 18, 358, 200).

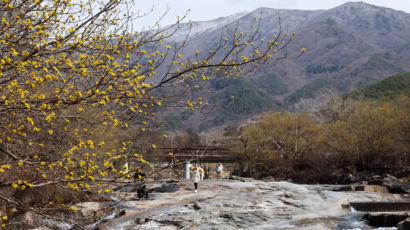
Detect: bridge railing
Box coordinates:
(151, 146, 240, 163)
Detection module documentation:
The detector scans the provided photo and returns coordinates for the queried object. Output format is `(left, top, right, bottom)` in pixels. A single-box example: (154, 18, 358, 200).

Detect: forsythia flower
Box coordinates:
(26, 117, 34, 126)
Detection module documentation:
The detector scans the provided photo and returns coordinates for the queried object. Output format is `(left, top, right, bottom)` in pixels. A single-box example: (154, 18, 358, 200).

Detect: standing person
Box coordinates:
(192, 167, 201, 193)
(204, 166, 209, 179)
(216, 163, 224, 179)
(198, 166, 205, 180)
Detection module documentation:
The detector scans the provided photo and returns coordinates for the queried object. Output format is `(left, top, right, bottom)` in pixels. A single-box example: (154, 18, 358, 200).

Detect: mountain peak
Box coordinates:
(340, 1, 368, 6)
(334, 1, 401, 13)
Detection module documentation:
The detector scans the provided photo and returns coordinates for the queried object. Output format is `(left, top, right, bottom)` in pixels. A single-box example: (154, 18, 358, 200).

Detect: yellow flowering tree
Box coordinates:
(0, 0, 298, 226)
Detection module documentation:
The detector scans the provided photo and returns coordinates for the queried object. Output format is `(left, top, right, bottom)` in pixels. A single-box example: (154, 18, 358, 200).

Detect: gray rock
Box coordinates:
(227, 175, 257, 182)
(364, 212, 409, 227)
(350, 202, 410, 212)
(79, 180, 407, 230)
(115, 210, 126, 218)
(134, 218, 144, 225)
(193, 202, 201, 210)
(382, 176, 410, 194)
(333, 185, 352, 191)
(397, 217, 410, 230)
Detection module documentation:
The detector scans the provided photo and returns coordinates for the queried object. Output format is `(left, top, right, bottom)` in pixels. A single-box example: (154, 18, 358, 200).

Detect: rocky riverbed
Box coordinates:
(78, 178, 408, 230)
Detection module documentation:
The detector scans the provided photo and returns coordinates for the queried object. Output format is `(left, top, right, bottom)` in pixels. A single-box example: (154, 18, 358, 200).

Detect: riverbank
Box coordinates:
(82, 178, 407, 230)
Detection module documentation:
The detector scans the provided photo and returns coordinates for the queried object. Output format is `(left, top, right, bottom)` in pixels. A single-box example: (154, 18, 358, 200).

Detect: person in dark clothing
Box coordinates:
(137, 185, 149, 200)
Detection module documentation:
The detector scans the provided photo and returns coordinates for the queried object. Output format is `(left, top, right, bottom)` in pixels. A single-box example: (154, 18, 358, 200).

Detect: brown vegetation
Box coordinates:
(234, 95, 410, 182)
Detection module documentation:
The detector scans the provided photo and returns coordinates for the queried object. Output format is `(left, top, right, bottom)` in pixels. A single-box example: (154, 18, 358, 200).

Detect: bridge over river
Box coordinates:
(153, 146, 240, 163)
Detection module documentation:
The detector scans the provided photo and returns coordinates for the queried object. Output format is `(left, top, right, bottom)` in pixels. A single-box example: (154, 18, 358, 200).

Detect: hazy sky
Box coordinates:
(133, 0, 410, 29)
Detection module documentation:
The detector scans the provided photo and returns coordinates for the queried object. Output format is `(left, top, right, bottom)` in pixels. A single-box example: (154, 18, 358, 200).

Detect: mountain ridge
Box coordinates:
(162, 1, 410, 130)
(345, 72, 410, 100)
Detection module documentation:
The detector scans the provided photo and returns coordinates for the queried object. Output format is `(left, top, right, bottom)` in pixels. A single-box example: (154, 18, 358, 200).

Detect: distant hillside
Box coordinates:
(201, 78, 282, 130)
(345, 72, 410, 100)
(160, 2, 410, 131)
(163, 77, 282, 131)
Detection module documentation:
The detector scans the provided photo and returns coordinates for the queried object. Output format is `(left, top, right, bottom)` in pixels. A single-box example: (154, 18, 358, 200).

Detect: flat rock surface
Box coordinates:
(350, 201, 410, 212)
(87, 179, 408, 230)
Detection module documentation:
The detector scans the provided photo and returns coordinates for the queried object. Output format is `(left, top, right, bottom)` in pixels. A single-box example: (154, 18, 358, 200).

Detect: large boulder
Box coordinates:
(365, 213, 408, 227)
(397, 217, 410, 230)
(382, 175, 410, 194)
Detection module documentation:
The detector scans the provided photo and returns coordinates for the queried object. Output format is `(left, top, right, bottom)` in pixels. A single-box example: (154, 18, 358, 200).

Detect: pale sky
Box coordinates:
(132, 0, 410, 29)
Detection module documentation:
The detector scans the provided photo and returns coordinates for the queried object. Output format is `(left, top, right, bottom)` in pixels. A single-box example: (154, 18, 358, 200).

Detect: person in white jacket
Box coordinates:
(216, 163, 223, 179)
(192, 167, 201, 193)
